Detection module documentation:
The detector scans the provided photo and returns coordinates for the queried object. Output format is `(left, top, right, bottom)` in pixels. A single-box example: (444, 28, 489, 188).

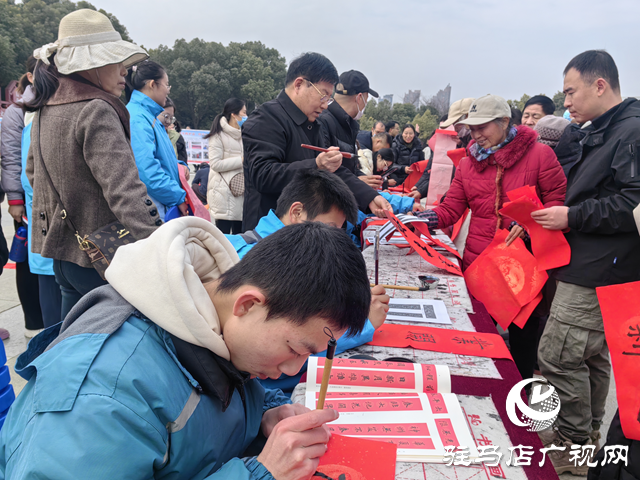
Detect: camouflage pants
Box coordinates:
(538, 281, 611, 443)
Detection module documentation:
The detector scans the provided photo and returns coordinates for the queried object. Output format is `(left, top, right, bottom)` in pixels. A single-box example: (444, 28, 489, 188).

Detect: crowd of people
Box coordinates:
(0, 7, 638, 480)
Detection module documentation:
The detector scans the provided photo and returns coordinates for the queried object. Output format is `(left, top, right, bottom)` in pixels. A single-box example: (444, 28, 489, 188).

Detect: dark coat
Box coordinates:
(27, 76, 159, 268)
(356, 130, 373, 150)
(241, 90, 378, 230)
(318, 101, 361, 174)
(588, 409, 640, 480)
(554, 98, 640, 288)
(392, 135, 425, 167)
(176, 134, 188, 162)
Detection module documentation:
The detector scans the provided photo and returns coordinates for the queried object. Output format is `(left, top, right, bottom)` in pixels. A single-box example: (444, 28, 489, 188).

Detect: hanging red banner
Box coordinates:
(368, 323, 513, 360)
(596, 281, 640, 441)
(499, 189, 571, 271)
(385, 212, 462, 276)
(464, 229, 548, 330)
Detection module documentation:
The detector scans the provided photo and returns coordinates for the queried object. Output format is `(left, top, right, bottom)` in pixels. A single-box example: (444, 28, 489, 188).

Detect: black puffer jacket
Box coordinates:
(392, 135, 424, 167)
(554, 98, 640, 288)
(588, 409, 640, 480)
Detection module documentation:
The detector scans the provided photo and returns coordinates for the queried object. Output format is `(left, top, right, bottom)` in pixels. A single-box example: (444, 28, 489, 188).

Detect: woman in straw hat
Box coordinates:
(416, 94, 567, 381)
(25, 9, 161, 319)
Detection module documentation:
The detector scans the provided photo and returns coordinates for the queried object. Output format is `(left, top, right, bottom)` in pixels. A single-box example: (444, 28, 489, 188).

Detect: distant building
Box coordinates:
(423, 84, 451, 116)
(382, 94, 394, 106)
(403, 90, 421, 108)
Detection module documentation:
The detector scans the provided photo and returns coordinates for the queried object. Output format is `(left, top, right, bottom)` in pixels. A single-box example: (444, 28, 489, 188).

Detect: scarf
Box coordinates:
(469, 126, 517, 162)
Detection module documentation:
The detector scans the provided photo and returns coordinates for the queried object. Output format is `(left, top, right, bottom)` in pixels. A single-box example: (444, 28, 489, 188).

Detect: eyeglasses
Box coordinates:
(304, 79, 334, 106)
(160, 113, 176, 123)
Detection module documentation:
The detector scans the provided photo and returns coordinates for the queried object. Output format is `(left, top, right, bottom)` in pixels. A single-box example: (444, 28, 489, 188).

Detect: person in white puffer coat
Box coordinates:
(205, 98, 246, 234)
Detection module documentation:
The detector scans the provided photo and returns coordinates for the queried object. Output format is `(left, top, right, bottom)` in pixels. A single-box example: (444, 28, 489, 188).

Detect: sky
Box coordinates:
(87, 0, 640, 103)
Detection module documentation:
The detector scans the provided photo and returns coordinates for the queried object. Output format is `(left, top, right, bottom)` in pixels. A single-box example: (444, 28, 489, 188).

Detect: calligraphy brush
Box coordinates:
(301, 144, 354, 159)
(374, 229, 380, 286)
(316, 327, 337, 410)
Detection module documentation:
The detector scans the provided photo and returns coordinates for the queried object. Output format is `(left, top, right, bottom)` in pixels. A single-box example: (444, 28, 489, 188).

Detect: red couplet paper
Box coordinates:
(464, 229, 548, 330)
(410, 222, 461, 259)
(450, 208, 469, 242)
(499, 189, 571, 271)
(596, 282, 640, 441)
(317, 434, 398, 480)
(368, 323, 513, 360)
(402, 159, 430, 193)
(446, 148, 466, 169)
(385, 212, 462, 276)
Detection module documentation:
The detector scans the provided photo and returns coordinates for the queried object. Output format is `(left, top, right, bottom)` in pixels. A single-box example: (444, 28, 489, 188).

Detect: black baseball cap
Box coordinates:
(335, 70, 379, 98)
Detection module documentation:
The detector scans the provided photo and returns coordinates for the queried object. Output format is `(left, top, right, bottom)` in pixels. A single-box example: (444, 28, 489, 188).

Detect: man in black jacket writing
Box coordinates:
(242, 53, 391, 230)
(532, 50, 640, 476)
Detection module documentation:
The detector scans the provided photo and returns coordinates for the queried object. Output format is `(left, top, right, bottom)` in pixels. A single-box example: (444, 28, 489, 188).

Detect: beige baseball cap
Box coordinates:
(458, 94, 511, 126)
(440, 98, 475, 128)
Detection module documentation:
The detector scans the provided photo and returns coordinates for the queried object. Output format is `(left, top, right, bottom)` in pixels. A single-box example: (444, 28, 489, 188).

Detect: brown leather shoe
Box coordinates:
(539, 429, 594, 476)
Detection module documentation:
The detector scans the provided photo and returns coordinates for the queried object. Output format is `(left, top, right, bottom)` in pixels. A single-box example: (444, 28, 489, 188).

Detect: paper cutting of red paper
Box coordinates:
(464, 229, 548, 329)
(368, 323, 513, 360)
(318, 434, 397, 480)
(596, 281, 640, 441)
(446, 148, 466, 168)
(386, 212, 462, 276)
(499, 193, 571, 271)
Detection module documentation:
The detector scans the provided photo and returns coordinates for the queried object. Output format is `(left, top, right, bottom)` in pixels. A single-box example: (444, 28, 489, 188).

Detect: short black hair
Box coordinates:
(564, 50, 620, 93)
(523, 95, 555, 116)
(510, 107, 522, 125)
(275, 170, 358, 225)
(217, 222, 370, 336)
(285, 52, 339, 87)
(385, 121, 399, 132)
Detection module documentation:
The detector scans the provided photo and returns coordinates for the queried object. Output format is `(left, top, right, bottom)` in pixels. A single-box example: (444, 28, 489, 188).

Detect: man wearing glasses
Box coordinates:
(241, 52, 392, 231)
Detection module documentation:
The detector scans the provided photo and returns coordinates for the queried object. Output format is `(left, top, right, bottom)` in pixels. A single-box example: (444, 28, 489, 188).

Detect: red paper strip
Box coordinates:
(319, 358, 414, 370)
(318, 368, 416, 389)
(450, 208, 469, 242)
(178, 164, 210, 221)
(368, 323, 513, 360)
(402, 159, 430, 193)
(329, 423, 430, 437)
(427, 393, 448, 414)
(435, 418, 459, 447)
(421, 364, 438, 393)
(321, 392, 421, 398)
(386, 212, 462, 276)
(499, 195, 571, 271)
(411, 222, 461, 259)
(596, 281, 640, 441)
(318, 435, 397, 480)
(360, 437, 435, 450)
(464, 229, 548, 329)
(324, 397, 423, 412)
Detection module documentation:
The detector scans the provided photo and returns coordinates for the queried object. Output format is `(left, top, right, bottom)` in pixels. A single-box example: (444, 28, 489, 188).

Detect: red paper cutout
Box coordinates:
(386, 212, 462, 276)
(368, 323, 513, 360)
(446, 148, 466, 168)
(596, 281, 640, 441)
(499, 190, 571, 271)
(464, 230, 548, 330)
(318, 434, 397, 480)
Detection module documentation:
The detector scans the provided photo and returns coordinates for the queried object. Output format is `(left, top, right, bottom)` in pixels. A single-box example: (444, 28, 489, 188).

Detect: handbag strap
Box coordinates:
(35, 111, 90, 249)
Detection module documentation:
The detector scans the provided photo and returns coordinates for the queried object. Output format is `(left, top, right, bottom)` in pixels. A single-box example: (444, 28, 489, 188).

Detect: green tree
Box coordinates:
(358, 116, 375, 132)
(552, 91, 566, 116)
(391, 103, 418, 128)
(412, 110, 439, 142)
(507, 93, 531, 112)
(149, 39, 286, 128)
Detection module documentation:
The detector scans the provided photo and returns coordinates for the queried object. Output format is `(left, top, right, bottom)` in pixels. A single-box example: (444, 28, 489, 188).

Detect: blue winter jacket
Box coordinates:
(0, 286, 284, 479)
(127, 90, 186, 218)
(225, 210, 376, 393)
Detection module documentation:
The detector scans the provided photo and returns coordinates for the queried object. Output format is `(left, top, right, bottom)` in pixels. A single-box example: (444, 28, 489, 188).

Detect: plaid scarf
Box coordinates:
(469, 126, 518, 162)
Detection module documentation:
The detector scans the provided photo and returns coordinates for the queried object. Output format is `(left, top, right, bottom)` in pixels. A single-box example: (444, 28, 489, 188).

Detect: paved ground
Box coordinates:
(0, 203, 619, 477)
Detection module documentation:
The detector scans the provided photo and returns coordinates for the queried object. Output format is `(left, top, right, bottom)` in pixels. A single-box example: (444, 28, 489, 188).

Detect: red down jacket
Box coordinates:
(433, 125, 566, 270)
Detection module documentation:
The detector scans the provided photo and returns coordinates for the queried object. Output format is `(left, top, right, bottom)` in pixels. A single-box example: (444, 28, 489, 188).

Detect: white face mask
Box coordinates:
(355, 94, 366, 120)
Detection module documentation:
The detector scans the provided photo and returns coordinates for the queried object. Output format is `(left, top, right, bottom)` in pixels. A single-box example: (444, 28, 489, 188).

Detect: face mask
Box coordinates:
(237, 115, 248, 127)
(355, 94, 365, 120)
(457, 126, 471, 138)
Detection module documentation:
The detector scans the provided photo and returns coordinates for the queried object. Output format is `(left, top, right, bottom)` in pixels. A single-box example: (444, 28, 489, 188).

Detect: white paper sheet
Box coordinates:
(386, 298, 452, 325)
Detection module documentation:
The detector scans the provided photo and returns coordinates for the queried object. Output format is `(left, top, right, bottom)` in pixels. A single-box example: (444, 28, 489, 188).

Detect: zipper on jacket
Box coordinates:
(630, 144, 636, 178)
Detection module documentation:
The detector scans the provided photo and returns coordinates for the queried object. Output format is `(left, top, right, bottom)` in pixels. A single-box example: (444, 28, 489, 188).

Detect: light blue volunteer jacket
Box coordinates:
(20, 116, 54, 276)
(127, 90, 186, 218)
(0, 286, 283, 479)
(225, 210, 376, 393)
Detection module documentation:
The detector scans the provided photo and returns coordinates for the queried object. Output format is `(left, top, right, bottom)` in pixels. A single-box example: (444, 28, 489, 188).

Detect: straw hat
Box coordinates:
(33, 9, 148, 75)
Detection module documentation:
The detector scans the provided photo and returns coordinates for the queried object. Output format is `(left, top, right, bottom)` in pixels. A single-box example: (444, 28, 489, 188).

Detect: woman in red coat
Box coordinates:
(418, 94, 567, 381)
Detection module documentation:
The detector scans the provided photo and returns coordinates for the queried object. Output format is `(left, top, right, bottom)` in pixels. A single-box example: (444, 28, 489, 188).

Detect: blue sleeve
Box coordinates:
(130, 119, 186, 207)
(333, 319, 375, 355)
(262, 387, 291, 412)
(380, 192, 414, 214)
(201, 457, 274, 479)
